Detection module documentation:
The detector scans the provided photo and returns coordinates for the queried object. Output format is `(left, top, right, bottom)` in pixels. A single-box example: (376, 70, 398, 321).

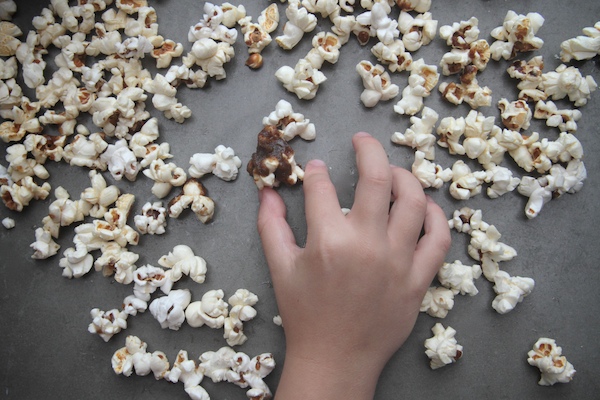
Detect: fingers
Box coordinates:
(257, 188, 300, 277)
(303, 159, 343, 237)
(350, 132, 393, 228)
(387, 166, 428, 249)
(411, 196, 451, 288)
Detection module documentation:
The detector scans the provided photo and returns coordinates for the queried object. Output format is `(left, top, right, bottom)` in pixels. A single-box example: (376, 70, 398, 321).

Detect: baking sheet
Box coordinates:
(1, 1, 599, 399)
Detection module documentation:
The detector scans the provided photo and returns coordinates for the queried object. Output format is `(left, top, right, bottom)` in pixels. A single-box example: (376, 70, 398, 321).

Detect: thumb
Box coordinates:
(257, 188, 299, 276)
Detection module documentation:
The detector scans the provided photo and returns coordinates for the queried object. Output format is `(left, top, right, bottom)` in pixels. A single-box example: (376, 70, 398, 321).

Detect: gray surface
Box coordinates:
(1, 1, 599, 399)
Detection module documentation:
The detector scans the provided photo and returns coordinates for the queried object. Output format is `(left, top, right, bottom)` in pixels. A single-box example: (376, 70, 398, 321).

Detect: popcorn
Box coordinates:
(184, 37, 235, 81)
(123, 6, 160, 39)
(392, 107, 439, 160)
(0, 21, 21, 56)
(436, 116, 466, 156)
(420, 286, 454, 318)
(1, 176, 51, 212)
(165, 64, 208, 89)
(42, 186, 88, 238)
(0, 0, 16, 21)
(247, 125, 305, 189)
(134, 201, 167, 235)
(142, 159, 187, 199)
(168, 179, 215, 224)
(62, 132, 108, 169)
(94, 242, 139, 284)
(393, 59, 439, 116)
(223, 289, 258, 346)
(489, 11, 544, 60)
(2, 216, 14, 229)
(116, 0, 148, 15)
(200, 346, 236, 383)
(165, 350, 205, 392)
(438, 260, 482, 296)
(468, 225, 517, 280)
(398, 11, 437, 52)
(527, 338, 576, 386)
(448, 207, 489, 234)
(356, 60, 399, 107)
(59, 245, 95, 278)
(370, 39, 412, 73)
(533, 100, 582, 132)
(0, 78, 22, 111)
(263, 99, 316, 142)
(189, 145, 242, 181)
(5, 143, 49, 182)
(439, 17, 490, 76)
(122, 295, 147, 316)
(16, 31, 48, 88)
(185, 289, 229, 329)
(100, 139, 140, 181)
(424, 323, 463, 370)
(491, 270, 535, 314)
(112, 335, 149, 377)
(80, 170, 120, 219)
(30, 227, 60, 259)
(395, 0, 431, 13)
(86, 24, 122, 56)
(158, 244, 207, 284)
(439, 65, 492, 109)
(88, 308, 128, 342)
(560, 22, 600, 62)
(133, 264, 172, 301)
(330, 13, 357, 45)
(239, 8, 274, 68)
(305, 31, 342, 69)
(149, 289, 192, 330)
(541, 64, 597, 107)
(411, 150, 453, 189)
(276, 0, 317, 51)
(23, 134, 66, 164)
(275, 58, 327, 100)
(485, 166, 520, 199)
(116, 35, 153, 59)
(356, 2, 398, 46)
(302, 0, 341, 18)
(151, 39, 184, 69)
(0, 55, 17, 79)
(449, 160, 486, 200)
(498, 99, 531, 131)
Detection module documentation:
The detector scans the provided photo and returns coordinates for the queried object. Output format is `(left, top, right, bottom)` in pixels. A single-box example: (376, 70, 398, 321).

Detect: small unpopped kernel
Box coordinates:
(527, 338, 576, 386)
(424, 323, 463, 370)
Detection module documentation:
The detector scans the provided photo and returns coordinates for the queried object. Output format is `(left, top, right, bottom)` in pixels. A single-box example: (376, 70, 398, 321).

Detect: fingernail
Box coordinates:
(354, 132, 371, 138)
(306, 159, 326, 170)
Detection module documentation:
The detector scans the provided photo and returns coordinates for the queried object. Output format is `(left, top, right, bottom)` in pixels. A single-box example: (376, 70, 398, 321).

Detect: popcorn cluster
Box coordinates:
(424, 323, 463, 370)
(527, 338, 576, 386)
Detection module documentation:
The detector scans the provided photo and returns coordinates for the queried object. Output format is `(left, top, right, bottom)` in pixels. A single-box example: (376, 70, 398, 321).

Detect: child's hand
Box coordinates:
(257, 132, 451, 399)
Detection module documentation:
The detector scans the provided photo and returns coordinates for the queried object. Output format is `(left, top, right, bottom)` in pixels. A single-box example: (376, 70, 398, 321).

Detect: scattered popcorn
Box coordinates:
(165, 350, 205, 396)
(80, 170, 120, 219)
(424, 323, 463, 370)
(448, 207, 489, 234)
(149, 289, 192, 330)
(0, 21, 22, 57)
(275, 57, 327, 100)
(158, 244, 207, 284)
(392, 107, 439, 160)
(541, 64, 597, 107)
(88, 307, 128, 342)
(420, 286, 455, 318)
(533, 100, 582, 132)
(439, 17, 490, 76)
(94, 242, 139, 284)
(277, 1, 317, 50)
(42, 186, 88, 238)
(168, 179, 215, 223)
(491, 270, 535, 314)
(189, 145, 242, 181)
(100, 139, 140, 181)
(239, 4, 277, 68)
(273, 315, 283, 326)
(224, 289, 259, 346)
(449, 160, 487, 200)
(489, 11, 544, 60)
(527, 337, 576, 386)
(438, 260, 482, 296)
(142, 159, 187, 199)
(370, 39, 412, 73)
(356, 60, 399, 107)
(183, 37, 235, 81)
(411, 150, 453, 189)
(398, 11, 437, 52)
(485, 165, 520, 199)
(506, 56, 545, 101)
(59, 246, 95, 278)
(247, 125, 305, 189)
(62, 133, 108, 170)
(439, 65, 492, 109)
(133, 264, 172, 301)
(560, 22, 600, 62)
(1, 176, 51, 212)
(468, 225, 517, 280)
(355, 2, 398, 46)
(498, 98, 531, 131)
(143, 73, 192, 123)
(134, 201, 167, 235)
(393, 59, 439, 115)
(396, 0, 431, 13)
(305, 32, 342, 69)
(122, 294, 147, 316)
(263, 99, 316, 141)
(0, 0, 16, 21)
(185, 289, 229, 329)
(30, 227, 60, 259)
(2, 216, 14, 229)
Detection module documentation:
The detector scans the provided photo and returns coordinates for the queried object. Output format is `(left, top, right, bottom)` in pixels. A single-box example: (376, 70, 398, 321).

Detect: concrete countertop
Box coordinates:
(1, 1, 599, 399)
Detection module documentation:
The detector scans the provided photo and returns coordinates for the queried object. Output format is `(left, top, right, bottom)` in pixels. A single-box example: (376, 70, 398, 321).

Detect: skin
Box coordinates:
(257, 132, 451, 399)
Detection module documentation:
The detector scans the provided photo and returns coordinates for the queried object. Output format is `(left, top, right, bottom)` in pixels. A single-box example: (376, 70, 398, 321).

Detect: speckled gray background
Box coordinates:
(1, 1, 599, 399)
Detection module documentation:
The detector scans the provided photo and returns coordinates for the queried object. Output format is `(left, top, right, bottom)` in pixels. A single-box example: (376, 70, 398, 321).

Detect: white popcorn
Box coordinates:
(541, 64, 597, 107)
(396, 0, 431, 13)
(62, 133, 108, 170)
(498, 98, 531, 131)
(449, 160, 487, 200)
(158, 244, 207, 284)
(142, 73, 191, 123)
(165, 64, 208, 89)
(371, 39, 412, 73)
(165, 350, 204, 391)
(116, 35, 153, 59)
(330, 14, 356, 45)
(411, 150, 453, 189)
(185, 289, 229, 329)
(167, 179, 215, 224)
(149, 289, 192, 330)
(393, 59, 439, 116)
(560, 22, 600, 62)
(263, 99, 316, 142)
(5, 143, 49, 182)
(23, 134, 66, 165)
(356, 2, 398, 45)
(112, 335, 152, 377)
(59, 246, 94, 278)
(151, 39, 184, 69)
(240, 19, 272, 65)
(392, 107, 439, 160)
(200, 346, 237, 383)
(30, 227, 60, 259)
(42, 187, 88, 238)
(0, 78, 22, 112)
(0, 21, 22, 57)
(527, 338, 576, 386)
(80, 170, 120, 219)
(94, 242, 139, 284)
(1, 176, 51, 212)
(100, 139, 140, 182)
(489, 11, 544, 60)
(133, 264, 171, 301)
(276, 58, 327, 100)
(448, 207, 489, 234)
(88, 308, 128, 342)
(439, 18, 490, 76)
(16, 31, 47, 88)
(223, 289, 259, 346)
(184, 38, 234, 81)
(0, 0, 16, 21)
(134, 201, 167, 235)
(439, 65, 492, 109)
(533, 101, 582, 133)
(420, 286, 454, 318)
(189, 145, 242, 181)
(122, 295, 147, 316)
(424, 323, 463, 370)
(507, 56, 545, 100)
(1, 216, 13, 229)
(356, 60, 399, 107)
(468, 225, 517, 281)
(436, 116, 466, 156)
(273, 315, 283, 326)
(438, 260, 482, 296)
(142, 159, 187, 199)
(302, 0, 341, 17)
(227, 352, 275, 399)
(276, 1, 317, 50)
(398, 11, 437, 52)
(491, 270, 534, 314)
(139, 142, 173, 169)
(485, 166, 520, 199)
(1, 103, 43, 143)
